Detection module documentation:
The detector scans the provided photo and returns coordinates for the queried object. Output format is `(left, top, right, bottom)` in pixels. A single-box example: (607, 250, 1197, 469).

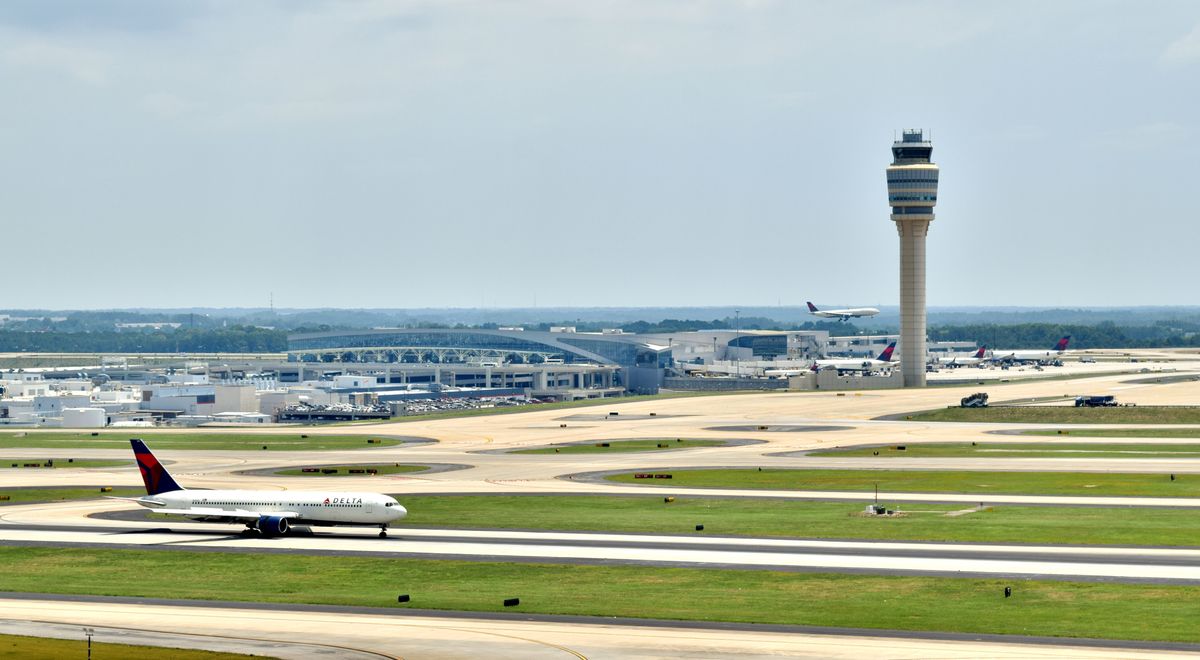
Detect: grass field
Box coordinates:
(2, 547, 1200, 643)
(809, 443, 1200, 459)
(0, 633, 256, 660)
(0, 432, 403, 451)
(1, 459, 130, 469)
(906, 406, 1200, 424)
(391, 494, 1200, 546)
(0, 487, 144, 504)
(605, 468, 1199, 497)
(275, 464, 429, 476)
(1024, 428, 1200, 438)
(512, 439, 725, 454)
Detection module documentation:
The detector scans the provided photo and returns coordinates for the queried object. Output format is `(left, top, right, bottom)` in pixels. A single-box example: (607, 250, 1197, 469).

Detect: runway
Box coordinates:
(4, 520, 1199, 584)
(3, 594, 1198, 660)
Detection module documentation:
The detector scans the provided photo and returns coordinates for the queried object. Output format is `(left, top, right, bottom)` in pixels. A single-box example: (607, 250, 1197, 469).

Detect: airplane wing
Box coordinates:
(148, 507, 301, 520)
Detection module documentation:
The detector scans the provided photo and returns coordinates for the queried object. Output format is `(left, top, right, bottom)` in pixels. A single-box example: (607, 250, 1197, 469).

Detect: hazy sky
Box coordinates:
(2, 1, 1198, 310)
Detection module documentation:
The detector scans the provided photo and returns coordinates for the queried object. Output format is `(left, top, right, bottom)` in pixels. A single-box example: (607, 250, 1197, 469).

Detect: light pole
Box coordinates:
(734, 309, 741, 379)
(83, 627, 94, 660)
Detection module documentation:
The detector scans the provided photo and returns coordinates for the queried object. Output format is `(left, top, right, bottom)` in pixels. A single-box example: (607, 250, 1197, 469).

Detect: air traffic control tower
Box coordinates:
(887, 129, 939, 387)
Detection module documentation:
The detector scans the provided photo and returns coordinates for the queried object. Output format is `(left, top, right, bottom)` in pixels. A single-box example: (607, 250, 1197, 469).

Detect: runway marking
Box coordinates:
(438, 625, 588, 660)
(8, 616, 397, 659)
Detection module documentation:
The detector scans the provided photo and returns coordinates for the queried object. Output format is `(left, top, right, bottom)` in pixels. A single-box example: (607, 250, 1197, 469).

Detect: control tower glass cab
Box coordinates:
(887, 130, 938, 219)
(887, 129, 939, 388)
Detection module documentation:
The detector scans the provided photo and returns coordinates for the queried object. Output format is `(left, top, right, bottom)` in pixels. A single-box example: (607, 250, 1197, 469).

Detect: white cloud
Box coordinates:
(1, 37, 112, 85)
(1094, 121, 1192, 150)
(139, 92, 191, 118)
(1162, 23, 1200, 63)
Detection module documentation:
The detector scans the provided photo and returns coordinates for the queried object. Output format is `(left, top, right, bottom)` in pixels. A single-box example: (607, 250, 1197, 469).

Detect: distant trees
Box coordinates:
(927, 321, 1200, 349)
(0, 326, 287, 353)
(3, 316, 1199, 354)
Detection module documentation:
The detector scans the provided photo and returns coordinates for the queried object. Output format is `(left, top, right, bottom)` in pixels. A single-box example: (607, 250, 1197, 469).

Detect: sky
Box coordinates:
(2, 1, 1198, 310)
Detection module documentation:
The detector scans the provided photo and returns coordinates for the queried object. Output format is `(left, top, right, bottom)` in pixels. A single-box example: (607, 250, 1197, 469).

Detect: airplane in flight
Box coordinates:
(806, 301, 880, 321)
(124, 439, 407, 537)
(812, 342, 897, 373)
(988, 336, 1071, 365)
(932, 346, 988, 368)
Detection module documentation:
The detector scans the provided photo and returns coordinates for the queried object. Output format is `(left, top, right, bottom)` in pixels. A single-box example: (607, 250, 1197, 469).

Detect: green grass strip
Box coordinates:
(606, 469, 1198, 497)
(1, 547, 1199, 643)
(274, 464, 428, 476)
(906, 406, 1200, 424)
(513, 439, 725, 454)
(0, 432, 402, 451)
(393, 495, 1200, 546)
(809, 443, 1200, 459)
(1023, 428, 1200, 438)
(0, 459, 129, 469)
(0, 488, 144, 505)
(0, 632, 255, 659)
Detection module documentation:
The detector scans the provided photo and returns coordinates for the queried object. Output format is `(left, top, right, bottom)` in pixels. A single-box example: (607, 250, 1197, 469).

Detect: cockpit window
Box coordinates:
(385, 502, 393, 507)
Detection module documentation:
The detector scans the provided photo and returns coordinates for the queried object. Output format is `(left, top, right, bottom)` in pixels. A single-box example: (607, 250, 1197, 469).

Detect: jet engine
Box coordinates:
(258, 515, 290, 536)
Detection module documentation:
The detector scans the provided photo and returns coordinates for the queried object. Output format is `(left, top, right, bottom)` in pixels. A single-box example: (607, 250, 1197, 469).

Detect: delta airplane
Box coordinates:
(125, 439, 406, 537)
(806, 302, 880, 322)
(812, 342, 896, 373)
(933, 346, 988, 367)
(988, 336, 1071, 365)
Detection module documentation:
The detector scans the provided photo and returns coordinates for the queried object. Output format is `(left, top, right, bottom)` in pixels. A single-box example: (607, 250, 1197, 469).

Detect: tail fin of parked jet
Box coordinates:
(974, 346, 987, 358)
(130, 439, 184, 495)
(806, 302, 819, 312)
(877, 342, 897, 362)
(1054, 336, 1071, 352)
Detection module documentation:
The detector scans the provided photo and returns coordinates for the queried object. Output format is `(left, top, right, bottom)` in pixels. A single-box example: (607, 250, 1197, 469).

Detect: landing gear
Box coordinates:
(379, 525, 389, 539)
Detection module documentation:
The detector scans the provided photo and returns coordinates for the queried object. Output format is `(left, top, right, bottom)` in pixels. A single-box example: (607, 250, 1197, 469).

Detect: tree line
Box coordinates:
(0, 326, 287, 353)
(1, 320, 1198, 353)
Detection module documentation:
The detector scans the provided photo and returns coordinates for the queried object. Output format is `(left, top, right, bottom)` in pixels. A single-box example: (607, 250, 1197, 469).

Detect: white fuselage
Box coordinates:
(813, 357, 895, 372)
(990, 349, 1065, 363)
(810, 307, 880, 320)
(138, 489, 406, 527)
(934, 350, 987, 367)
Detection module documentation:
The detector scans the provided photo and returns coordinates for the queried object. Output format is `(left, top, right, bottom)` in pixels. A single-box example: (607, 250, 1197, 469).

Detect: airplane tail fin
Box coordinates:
(877, 342, 897, 362)
(974, 346, 986, 358)
(130, 439, 184, 495)
(806, 302, 819, 312)
(1054, 336, 1071, 351)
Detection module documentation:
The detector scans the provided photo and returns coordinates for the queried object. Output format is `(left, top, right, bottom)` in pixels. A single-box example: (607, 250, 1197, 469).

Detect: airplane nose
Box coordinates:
(391, 505, 407, 521)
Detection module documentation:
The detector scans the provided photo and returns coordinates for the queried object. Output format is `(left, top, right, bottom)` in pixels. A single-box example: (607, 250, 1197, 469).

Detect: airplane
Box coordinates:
(123, 439, 407, 538)
(806, 301, 880, 322)
(988, 336, 1071, 365)
(812, 342, 897, 373)
(932, 346, 987, 368)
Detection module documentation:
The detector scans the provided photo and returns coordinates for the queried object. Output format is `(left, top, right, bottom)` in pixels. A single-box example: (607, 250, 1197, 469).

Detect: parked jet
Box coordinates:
(933, 346, 987, 367)
(988, 336, 1071, 365)
(812, 342, 897, 373)
(806, 302, 880, 321)
(124, 439, 406, 537)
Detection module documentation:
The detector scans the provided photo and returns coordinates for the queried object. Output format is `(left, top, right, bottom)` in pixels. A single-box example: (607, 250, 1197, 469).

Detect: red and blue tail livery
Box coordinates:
(1055, 336, 1071, 352)
(131, 438, 184, 495)
(877, 342, 897, 362)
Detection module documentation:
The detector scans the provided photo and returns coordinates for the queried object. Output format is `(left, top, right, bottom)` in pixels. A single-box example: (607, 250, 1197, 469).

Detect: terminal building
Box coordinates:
(283, 328, 847, 395)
